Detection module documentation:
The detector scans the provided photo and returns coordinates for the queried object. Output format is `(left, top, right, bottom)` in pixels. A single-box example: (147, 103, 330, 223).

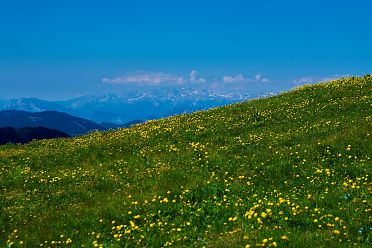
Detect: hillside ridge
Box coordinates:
(0, 110, 103, 137)
(0, 76, 371, 247)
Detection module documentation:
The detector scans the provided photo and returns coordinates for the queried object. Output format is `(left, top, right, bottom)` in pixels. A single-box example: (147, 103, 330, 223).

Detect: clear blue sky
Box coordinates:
(0, 0, 371, 100)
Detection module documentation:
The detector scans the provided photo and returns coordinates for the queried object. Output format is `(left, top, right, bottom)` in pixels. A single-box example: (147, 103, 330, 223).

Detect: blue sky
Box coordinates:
(0, 0, 371, 100)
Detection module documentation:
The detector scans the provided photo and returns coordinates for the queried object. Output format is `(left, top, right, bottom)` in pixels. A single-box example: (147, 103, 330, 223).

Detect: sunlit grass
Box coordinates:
(0, 75, 371, 247)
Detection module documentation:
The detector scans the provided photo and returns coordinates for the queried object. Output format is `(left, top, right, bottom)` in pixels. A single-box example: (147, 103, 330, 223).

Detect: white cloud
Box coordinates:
(102, 70, 207, 86)
(223, 74, 245, 83)
(255, 74, 271, 83)
(189, 70, 206, 83)
(222, 73, 271, 84)
(102, 72, 185, 86)
(189, 70, 197, 82)
(102, 71, 275, 88)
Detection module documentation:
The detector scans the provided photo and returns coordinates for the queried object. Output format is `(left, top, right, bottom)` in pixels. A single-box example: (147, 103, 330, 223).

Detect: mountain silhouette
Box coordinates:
(0, 110, 104, 136)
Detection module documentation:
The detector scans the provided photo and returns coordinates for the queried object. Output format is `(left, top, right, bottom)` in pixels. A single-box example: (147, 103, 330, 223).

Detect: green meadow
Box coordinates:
(0, 76, 371, 247)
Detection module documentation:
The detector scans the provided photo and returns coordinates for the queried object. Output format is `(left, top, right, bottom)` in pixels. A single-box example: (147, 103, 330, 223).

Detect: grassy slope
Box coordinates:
(0, 76, 371, 247)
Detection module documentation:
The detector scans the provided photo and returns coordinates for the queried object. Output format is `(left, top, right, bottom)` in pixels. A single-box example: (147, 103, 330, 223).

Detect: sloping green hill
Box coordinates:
(1, 76, 371, 247)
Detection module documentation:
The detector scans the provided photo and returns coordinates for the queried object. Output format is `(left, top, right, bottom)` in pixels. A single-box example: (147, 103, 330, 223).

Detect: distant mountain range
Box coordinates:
(0, 110, 104, 136)
(0, 87, 267, 124)
(0, 110, 143, 137)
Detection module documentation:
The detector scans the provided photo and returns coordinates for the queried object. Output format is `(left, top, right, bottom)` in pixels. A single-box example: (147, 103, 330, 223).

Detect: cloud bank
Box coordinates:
(222, 74, 271, 83)
(102, 72, 184, 86)
(223, 74, 245, 83)
(102, 70, 207, 86)
(102, 70, 275, 94)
